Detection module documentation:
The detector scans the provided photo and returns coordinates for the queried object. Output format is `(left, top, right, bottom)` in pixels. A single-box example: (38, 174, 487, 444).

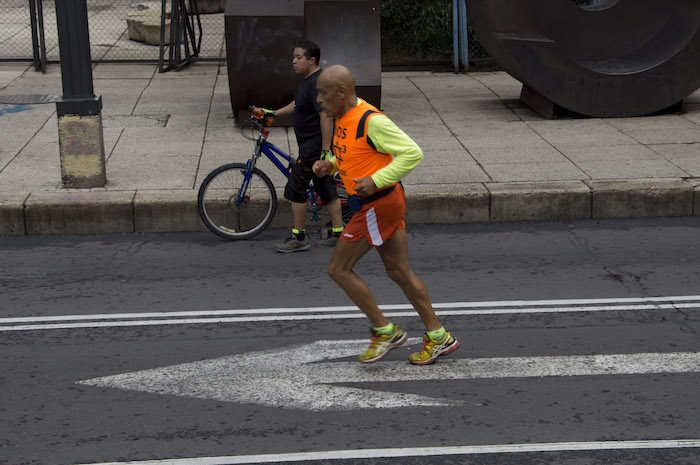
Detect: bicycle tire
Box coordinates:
(198, 163, 277, 240)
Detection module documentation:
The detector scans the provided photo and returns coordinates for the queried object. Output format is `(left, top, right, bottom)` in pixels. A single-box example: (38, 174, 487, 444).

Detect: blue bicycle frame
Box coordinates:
(240, 135, 324, 218)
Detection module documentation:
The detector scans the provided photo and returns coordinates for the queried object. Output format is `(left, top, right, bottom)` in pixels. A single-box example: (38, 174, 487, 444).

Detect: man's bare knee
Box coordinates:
(328, 261, 348, 283)
(385, 265, 412, 287)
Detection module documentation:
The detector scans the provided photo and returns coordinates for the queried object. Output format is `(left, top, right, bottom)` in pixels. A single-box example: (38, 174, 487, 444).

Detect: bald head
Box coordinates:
(319, 64, 356, 90)
(316, 65, 358, 118)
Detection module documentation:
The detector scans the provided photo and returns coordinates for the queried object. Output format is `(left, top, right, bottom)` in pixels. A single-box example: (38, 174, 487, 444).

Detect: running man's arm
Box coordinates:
(367, 115, 423, 189)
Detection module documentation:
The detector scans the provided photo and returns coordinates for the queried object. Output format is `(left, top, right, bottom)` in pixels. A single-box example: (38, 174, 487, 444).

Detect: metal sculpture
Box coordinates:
(466, 0, 700, 117)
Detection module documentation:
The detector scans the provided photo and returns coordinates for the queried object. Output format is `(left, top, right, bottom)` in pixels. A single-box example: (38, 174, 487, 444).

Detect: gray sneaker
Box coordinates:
(316, 235, 338, 247)
(275, 235, 311, 253)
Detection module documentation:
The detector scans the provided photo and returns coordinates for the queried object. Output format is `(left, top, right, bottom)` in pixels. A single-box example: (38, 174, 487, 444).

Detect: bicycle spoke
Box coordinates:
(198, 163, 276, 240)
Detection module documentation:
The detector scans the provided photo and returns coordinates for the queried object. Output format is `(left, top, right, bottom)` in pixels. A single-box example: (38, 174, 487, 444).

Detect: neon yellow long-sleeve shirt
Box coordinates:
(327, 103, 423, 189)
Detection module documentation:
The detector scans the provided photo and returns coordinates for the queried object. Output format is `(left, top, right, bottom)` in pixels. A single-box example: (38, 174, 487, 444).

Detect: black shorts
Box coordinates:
(284, 137, 339, 204)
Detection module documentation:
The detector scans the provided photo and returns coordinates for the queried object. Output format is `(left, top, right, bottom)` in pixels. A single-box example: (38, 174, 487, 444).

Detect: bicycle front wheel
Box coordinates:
(197, 163, 277, 240)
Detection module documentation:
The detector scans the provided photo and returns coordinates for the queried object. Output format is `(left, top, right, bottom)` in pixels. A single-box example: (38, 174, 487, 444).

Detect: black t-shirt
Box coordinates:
(293, 69, 323, 142)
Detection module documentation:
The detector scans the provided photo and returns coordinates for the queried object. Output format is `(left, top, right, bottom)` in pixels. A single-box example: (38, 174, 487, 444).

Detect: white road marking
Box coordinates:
(2, 295, 699, 332)
(74, 439, 700, 465)
(78, 337, 700, 411)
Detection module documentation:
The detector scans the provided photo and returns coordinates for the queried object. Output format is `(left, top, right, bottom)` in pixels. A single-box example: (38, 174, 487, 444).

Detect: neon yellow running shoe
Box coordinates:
(359, 325, 407, 363)
(408, 332, 459, 365)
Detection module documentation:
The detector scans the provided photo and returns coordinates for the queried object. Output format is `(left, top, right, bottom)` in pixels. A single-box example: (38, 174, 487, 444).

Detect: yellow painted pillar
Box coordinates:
(57, 114, 106, 188)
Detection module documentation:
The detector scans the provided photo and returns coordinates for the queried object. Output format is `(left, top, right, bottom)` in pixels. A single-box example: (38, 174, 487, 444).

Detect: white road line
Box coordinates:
(2, 295, 698, 332)
(74, 439, 700, 465)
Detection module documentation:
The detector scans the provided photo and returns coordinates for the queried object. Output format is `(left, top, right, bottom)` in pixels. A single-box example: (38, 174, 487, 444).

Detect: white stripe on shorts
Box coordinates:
(366, 207, 383, 246)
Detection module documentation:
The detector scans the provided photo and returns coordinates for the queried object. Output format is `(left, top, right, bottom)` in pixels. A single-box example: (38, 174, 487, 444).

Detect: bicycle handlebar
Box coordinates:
(248, 105, 275, 127)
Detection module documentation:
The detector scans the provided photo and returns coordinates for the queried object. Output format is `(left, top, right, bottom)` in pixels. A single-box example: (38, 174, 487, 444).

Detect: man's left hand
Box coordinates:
(353, 177, 377, 196)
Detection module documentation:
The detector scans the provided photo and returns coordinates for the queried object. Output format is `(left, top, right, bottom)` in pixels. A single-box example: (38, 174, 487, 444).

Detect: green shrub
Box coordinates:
(381, 0, 453, 64)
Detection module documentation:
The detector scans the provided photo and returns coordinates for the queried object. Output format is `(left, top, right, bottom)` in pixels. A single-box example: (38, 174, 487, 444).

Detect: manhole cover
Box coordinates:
(0, 94, 60, 104)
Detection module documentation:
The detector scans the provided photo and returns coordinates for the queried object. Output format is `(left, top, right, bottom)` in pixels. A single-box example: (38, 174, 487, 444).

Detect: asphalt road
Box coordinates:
(1, 218, 700, 465)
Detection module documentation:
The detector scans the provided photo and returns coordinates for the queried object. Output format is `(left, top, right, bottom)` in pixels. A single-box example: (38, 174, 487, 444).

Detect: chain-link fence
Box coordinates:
(0, 0, 490, 68)
(0, 0, 225, 64)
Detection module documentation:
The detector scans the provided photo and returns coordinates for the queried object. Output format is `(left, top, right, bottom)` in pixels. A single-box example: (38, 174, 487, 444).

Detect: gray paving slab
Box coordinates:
(604, 114, 695, 131)
(102, 114, 169, 129)
(438, 106, 521, 123)
(0, 141, 62, 192)
(469, 145, 567, 164)
(683, 107, 700, 125)
(481, 160, 588, 182)
(418, 149, 478, 167)
(408, 159, 491, 184)
(576, 158, 690, 180)
(1, 62, 698, 236)
(0, 148, 16, 169)
(559, 143, 661, 162)
(106, 154, 200, 190)
(0, 64, 27, 89)
(530, 123, 639, 147)
(401, 123, 465, 152)
(0, 126, 37, 154)
(380, 99, 440, 127)
(624, 127, 700, 145)
(30, 118, 59, 143)
(93, 63, 157, 79)
(669, 158, 700, 177)
(456, 129, 551, 150)
(378, 76, 425, 99)
(648, 143, 700, 159)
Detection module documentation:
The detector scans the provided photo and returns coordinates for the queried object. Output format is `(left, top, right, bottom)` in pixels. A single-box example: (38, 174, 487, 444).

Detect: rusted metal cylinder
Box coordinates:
(466, 0, 700, 117)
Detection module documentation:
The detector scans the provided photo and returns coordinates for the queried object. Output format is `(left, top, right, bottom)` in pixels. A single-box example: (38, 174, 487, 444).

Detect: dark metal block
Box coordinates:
(305, 0, 381, 109)
(225, 0, 304, 120)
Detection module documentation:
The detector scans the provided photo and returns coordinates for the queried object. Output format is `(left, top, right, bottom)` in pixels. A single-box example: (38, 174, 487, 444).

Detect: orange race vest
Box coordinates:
(332, 99, 396, 197)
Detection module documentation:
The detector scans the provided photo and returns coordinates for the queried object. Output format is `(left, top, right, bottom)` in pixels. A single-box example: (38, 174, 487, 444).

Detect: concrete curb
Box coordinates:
(2, 179, 698, 236)
(686, 179, 700, 216)
(585, 178, 695, 219)
(133, 189, 207, 233)
(0, 193, 29, 235)
(24, 190, 135, 235)
(486, 181, 590, 222)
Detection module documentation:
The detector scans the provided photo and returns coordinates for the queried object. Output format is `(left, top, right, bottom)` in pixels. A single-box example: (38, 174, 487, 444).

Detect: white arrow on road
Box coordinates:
(78, 339, 700, 411)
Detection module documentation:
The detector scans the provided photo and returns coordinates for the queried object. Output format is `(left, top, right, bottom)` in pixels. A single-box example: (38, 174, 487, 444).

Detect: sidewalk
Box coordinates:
(1, 62, 699, 236)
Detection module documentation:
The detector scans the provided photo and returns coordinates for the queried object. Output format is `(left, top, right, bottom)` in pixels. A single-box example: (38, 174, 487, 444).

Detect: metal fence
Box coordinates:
(0, 0, 491, 68)
(0, 0, 225, 65)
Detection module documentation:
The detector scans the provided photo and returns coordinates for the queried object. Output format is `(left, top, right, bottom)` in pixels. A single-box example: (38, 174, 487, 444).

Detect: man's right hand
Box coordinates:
(313, 160, 334, 177)
(252, 106, 275, 116)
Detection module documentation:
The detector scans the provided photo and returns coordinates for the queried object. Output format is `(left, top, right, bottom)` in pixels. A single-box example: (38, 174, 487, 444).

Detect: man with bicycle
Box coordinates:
(312, 65, 459, 365)
(258, 40, 344, 253)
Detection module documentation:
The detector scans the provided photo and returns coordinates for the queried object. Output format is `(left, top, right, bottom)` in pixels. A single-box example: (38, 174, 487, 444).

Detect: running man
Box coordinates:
(258, 40, 344, 252)
(312, 65, 459, 365)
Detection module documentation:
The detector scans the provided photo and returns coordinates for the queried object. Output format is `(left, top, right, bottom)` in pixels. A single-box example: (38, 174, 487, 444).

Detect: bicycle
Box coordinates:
(197, 107, 351, 240)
